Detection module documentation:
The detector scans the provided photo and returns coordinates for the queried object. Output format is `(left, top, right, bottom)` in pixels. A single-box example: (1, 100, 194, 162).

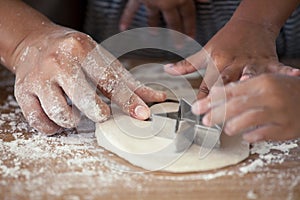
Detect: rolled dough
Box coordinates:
(95, 102, 249, 173)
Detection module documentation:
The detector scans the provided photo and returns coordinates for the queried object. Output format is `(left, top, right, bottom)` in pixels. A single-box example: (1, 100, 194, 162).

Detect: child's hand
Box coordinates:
(119, 0, 197, 39)
(12, 26, 166, 134)
(164, 18, 300, 99)
(192, 74, 300, 143)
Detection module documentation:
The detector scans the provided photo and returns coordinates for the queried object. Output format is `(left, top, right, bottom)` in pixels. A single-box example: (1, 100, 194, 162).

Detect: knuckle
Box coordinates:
(210, 51, 230, 69)
(55, 32, 96, 61)
(176, 59, 191, 68)
(199, 86, 209, 95)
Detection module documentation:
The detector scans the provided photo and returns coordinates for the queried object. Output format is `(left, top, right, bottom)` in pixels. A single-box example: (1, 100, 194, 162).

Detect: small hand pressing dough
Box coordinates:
(96, 101, 249, 173)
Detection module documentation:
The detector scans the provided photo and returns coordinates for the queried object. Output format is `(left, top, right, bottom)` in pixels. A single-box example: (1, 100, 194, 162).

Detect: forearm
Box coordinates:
(231, 0, 300, 35)
(0, 0, 58, 72)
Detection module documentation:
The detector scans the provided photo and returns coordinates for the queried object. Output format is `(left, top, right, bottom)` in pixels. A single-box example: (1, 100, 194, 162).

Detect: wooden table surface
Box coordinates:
(0, 59, 299, 200)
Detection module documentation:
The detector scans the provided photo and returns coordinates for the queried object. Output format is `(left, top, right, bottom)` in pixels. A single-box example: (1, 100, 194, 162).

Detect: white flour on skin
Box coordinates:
(0, 94, 299, 199)
(19, 46, 30, 62)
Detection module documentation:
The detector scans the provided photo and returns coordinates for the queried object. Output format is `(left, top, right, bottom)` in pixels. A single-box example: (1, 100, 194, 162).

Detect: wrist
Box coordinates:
(230, 0, 300, 38)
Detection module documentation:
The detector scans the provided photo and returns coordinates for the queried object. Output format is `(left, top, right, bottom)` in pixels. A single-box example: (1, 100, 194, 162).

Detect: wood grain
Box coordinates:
(0, 60, 299, 200)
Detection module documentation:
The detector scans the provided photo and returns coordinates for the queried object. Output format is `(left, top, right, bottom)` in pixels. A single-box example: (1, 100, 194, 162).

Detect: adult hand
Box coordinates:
(192, 74, 300, 142)
(164, 18, 300, 99)
(119, 0, 197, 39)
(12, 26, 166, 134)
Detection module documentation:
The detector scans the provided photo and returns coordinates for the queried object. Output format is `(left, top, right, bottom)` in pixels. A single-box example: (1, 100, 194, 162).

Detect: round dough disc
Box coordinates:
(95, 102, 249, 173)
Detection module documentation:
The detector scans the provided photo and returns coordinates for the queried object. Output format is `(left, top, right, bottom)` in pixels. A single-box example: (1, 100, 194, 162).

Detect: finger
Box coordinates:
(57, 67, 111, 123)
(15, 93, 61, 135)
(193, 88, 231, 122)
(215, 64, 243, 85)
(201, 95, 247, 126)
(286, 67, 300, 76)
(119, 0, 140, 31)
(107, 81, 151, 120)
(195, 82, 239, 114)
(119, 72, 167, 103)
(146, 6, 160, 27)
(103, 63, 161, 119)
(82, 46, 161, 120)
(271, 64, 300, 76)
(192, 78, 259, 118)
(88, 63, 152, 120)
(220, 77, 258, 98)
(224, 107, 270, 136)
(105, 57, 167, 103)
(239, 62, 300, 81)
(100, 63, 161, 119)
(197, 81, 210, 99)
(164, 49, 209, 75)
(178, 0, 196, 38)
(191, 97, 211, 115)
(163, 9, 183, 33)
(133, 85, 167, 103)
(242, 124, 284, 143)
(162, 9, 184, 48)
(197, 59, 221, 99)
(38, 82, 80, 128)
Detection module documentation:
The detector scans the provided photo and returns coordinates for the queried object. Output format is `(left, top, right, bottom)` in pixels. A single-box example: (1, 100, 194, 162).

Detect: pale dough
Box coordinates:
(95, 102, 249, 173)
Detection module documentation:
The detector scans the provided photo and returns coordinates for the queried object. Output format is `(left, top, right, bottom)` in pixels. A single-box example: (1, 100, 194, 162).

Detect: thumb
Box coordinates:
(164, 49, 209, 75)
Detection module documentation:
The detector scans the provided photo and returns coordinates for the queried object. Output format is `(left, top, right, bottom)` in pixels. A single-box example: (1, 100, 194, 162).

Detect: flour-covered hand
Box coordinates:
(11, 26, 166, 134)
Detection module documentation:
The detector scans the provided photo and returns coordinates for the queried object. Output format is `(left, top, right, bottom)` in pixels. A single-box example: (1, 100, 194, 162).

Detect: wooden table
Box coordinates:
(0, 60, 299, 200)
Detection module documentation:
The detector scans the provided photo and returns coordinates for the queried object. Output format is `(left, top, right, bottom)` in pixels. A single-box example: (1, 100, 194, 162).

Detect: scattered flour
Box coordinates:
(239, 159, 264, 174)
(247, 190, 258, 199)
(0, 94, 299, 199)
(237, 140, 299, 173)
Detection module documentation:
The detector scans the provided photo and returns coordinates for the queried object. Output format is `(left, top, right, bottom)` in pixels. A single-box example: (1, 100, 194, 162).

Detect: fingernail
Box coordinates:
(134, 105, 150, 120)
(292, 68, 300, 72)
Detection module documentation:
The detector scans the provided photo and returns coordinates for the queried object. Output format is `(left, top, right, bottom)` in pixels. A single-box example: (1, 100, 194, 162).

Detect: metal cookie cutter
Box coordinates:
(152, 98, 222, 152)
